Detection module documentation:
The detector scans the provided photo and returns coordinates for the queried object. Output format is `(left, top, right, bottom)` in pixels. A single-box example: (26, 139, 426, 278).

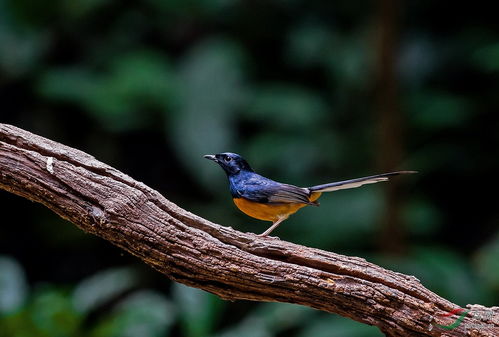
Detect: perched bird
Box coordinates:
(204, 152, 416, 236)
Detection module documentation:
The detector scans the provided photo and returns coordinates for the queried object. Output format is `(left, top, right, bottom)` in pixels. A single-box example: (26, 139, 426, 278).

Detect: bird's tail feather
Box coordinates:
(307, 171, 417, 193)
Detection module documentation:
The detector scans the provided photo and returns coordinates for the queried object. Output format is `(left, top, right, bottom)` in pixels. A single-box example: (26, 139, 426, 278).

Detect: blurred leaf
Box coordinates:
(216, 303, 312, 337)
(4, 0, 60, 27)
(62, 0, 112, 19)
(91, 290, 175, 337)
(0, 1, 48, 76)
(172, 283, 224, 337)
(473, 43, 499, 72)
(406, 91, 472, 130)
(145, 0, 238, 16)
(397, 36, 437, 86)
(107, 51, 178, 108)
(73, 266, 139, 313)
(475, 232, 499, 291)
(243, 132, 323, 181)
(298, 314, 383, 337)
(246, 84, 327, 130)
(214, 316, 270, 337)
(38, 50, 176, 131)
(286, 23, 333, 67)
(324, 34, 370, 89)
(169, 38, 247, 186)
(403, 198, 442, 236)
(0, 256, 28, 314)
(404, 144, 463, 173)
(384, 247, 482, 305)
(38, 67, 97, 101)
(0, 287, 81, 337)
(291, 188, 384, 248)
(252, 303, 314, 334)
(31, 287, 82, 337)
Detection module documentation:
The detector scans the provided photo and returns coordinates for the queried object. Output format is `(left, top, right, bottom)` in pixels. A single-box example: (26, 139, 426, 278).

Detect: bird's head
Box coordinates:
(204, 152, 253, 175)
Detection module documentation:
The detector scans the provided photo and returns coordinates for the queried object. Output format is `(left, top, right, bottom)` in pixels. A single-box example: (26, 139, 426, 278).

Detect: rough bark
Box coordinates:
(0, 124, 497, 337)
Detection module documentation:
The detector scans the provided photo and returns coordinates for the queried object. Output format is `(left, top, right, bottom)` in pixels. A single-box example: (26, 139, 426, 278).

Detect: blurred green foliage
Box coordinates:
(1, 0, 498, 336)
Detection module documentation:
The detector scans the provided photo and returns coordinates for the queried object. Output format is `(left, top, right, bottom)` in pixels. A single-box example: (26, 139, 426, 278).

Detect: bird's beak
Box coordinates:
(203, 154, 217, 162)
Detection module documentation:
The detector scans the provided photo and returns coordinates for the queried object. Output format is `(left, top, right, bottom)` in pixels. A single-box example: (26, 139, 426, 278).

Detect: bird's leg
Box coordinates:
(258, 216, 288, 237)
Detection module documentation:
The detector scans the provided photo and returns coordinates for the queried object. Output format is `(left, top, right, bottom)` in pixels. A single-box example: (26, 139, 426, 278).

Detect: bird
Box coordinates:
(204, 152, 416, 237)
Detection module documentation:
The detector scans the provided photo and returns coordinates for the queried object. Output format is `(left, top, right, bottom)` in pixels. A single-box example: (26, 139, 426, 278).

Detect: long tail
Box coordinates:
(307, 171, 417, 193)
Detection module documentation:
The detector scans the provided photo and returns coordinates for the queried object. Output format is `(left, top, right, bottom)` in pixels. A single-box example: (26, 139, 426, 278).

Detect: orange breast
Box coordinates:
(232, 192, 322, 222)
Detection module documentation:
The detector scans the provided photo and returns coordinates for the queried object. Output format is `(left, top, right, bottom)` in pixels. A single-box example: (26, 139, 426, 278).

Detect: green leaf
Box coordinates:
(30, 287, 82, 337)
(386, 247, 482, 305)
(476, 232, 499, 291)
(405, 91, 472, 130)
(214, 317, 268, 337)
(91, 290, 175, 337)
(473, 43, 499, 72)
(403, 198, 442, 236)
(0, 256, 28, 314)
(243, 132, 322, 181)
(172, 283, 224, 337)
(324, 34, 370, 88)
(61, 0, 112, 19)
(254, 303, 313, 333)
(286, 23, 333, 67)
(73, 267, 140, 313)
(291, 188, 384, 247)
(169, 38, 247, 186)
(246, 84, 327, 130)
(298, 314, 383, 337)
(38, 50, 176, 131)
(145, 0, 238, 16)
(214, 303, 312, 337)
(0, 2, 47, 77)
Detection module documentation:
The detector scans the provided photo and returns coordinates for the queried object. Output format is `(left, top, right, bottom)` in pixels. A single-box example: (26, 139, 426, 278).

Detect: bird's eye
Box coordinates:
(224, 155, 232, 162)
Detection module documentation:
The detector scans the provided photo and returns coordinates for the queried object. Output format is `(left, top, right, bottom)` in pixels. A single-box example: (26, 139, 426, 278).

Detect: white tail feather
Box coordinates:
(310, 177, 389, 192)
(307, 171, 416, 193)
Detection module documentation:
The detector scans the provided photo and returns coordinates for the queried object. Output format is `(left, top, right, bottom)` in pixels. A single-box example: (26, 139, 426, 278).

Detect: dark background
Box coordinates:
(1, 0, 498, 336)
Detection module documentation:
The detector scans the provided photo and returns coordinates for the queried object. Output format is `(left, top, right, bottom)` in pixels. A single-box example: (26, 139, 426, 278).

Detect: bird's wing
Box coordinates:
(265, 183, 315, 204)
(236, 176, 314, 205)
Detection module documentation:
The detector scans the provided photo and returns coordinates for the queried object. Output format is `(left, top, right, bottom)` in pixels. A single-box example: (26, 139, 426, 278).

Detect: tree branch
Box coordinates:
(0, 124, 497, 337)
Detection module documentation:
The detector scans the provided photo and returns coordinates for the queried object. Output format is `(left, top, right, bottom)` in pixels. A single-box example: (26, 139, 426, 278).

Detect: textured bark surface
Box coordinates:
(0, 123, 497, 337)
